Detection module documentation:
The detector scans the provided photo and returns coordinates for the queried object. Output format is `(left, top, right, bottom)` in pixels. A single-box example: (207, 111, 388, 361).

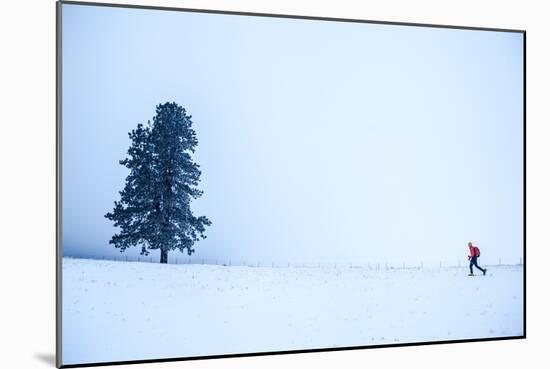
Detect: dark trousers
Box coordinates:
(470, 256, 485, 274)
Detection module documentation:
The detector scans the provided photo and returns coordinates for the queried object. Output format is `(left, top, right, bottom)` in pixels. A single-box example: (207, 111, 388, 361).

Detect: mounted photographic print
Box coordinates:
(56, 1, 525, 367)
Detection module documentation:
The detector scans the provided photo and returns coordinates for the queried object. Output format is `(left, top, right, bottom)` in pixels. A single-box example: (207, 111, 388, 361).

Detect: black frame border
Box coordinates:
(56, 1, 527, 368)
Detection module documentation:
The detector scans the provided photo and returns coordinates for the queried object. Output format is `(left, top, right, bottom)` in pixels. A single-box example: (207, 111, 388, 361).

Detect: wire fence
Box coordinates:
(70, 254, 523, 270)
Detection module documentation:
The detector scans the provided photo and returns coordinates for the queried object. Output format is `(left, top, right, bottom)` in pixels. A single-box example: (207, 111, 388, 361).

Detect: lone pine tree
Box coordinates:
(105, 102, 211, 263)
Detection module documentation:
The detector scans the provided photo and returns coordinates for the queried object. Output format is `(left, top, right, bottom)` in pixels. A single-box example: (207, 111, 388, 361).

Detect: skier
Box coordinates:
(467, 242, 487, 276)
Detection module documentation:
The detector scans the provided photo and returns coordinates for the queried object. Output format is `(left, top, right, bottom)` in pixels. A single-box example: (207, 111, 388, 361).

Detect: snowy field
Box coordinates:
(62, 257, 524, 365)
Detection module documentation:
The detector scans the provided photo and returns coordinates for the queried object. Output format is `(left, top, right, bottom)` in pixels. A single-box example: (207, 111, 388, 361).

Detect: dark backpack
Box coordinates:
(474, 247, 480, 257)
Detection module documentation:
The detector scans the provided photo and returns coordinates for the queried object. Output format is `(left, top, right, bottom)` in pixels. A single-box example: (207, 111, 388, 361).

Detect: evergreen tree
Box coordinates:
(105, 102, 211, 263)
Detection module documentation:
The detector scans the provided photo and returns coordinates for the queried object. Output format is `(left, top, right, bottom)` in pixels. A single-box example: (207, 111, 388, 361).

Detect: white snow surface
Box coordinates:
(62, 257, 523, 365)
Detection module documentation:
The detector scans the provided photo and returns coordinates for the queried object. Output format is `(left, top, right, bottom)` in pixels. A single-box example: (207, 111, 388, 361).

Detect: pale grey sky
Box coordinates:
(62, 4, 524, 266)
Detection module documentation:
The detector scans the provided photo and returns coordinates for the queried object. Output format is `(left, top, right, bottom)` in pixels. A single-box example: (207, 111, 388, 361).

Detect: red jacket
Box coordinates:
(469, 245, 480, 258)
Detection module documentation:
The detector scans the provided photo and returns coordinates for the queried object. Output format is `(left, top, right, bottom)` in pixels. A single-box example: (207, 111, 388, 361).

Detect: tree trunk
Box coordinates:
(160, 249, 168, 264)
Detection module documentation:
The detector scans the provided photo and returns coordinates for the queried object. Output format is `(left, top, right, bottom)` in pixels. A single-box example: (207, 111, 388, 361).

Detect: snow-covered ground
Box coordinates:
(62, 257, 523, 365)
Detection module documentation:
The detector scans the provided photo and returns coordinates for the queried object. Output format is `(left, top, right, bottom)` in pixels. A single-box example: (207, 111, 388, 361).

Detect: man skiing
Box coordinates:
(467, 242, 487, 276)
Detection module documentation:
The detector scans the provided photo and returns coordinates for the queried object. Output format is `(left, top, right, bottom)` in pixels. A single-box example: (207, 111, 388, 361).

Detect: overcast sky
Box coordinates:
(62, 4, 523, 266)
